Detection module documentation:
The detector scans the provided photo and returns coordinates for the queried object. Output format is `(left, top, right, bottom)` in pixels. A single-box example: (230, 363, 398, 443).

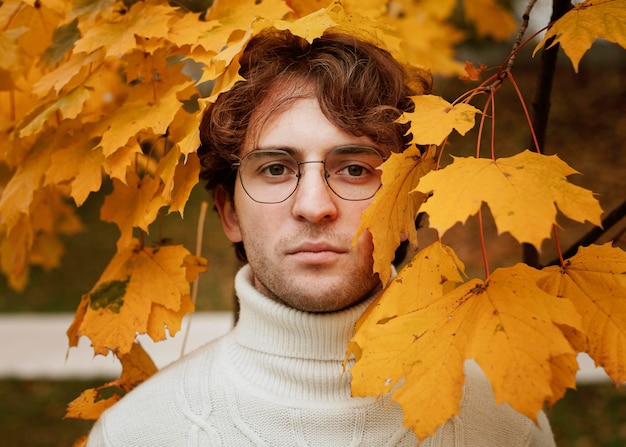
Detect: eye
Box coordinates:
(339, 164, 367, 177)
(262, 163, 290, 176)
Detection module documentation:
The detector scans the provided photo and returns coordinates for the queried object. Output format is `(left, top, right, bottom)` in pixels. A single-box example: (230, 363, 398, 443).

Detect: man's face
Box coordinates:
(216, 96, 382, 312)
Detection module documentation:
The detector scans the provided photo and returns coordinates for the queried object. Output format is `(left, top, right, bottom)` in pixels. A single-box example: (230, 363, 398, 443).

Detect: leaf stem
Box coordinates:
(475, 92, 492, 158)
(552, 224, 565, 267)
(506, 72, 541, 153)
(478, 207, 490, 278)
(489, 92, 496, 160)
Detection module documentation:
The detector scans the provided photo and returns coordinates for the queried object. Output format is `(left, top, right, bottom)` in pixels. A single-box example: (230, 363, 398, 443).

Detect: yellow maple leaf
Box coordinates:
(65, 388, 121, 421)
(168, 106, 203, 157)
(0, 136, 55, 232)
(534, 0, 626, 72)
(31, 50, 104, 97)
(66, 342, 158, 420)
(462, 0, 517, 40)
(168, 152, 201, 216)
(67, 240, 203, 355)
(350, 241, 466, 340)
(0, 214, 33, 291)
(73, 2, 176, 58)
(44, 132, 104, 206)
(399, 95, 481, 146)
(349, 262, 582, 439)
(538, 243, 626, 383)
(414, 150, 603, 248)
(100, 170, 168, 250)
(354, 145, 436, 286)
(18, 86, 90, 137)
(147, 295, 195, 342)
(94, 73, 193, 158)
(102, 139, 143, 182)
(286, 0, 330, 17)
(382, 0, 466, 76)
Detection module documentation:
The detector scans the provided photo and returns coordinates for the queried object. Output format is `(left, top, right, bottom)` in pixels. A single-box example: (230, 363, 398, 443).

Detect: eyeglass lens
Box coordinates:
(237, 146, 384, 204)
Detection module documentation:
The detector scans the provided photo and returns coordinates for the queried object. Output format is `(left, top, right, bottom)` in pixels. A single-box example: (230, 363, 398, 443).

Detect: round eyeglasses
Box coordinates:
(232, 146, 386, 204)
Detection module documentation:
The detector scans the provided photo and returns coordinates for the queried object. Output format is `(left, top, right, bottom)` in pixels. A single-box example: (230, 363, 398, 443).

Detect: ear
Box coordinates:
(214, 185, 242, 243)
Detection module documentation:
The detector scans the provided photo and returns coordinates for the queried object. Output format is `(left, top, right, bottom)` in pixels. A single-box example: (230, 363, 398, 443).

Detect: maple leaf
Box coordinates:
(462, 0, 517, 40)
(0, 135, 55, 232)
(73, 3, 176, 58)
(168, 152, 201, 216)
(66, 342, 158, 420)
(100, 170, 168, 250)
(18, 85, 90, 137)
(31, 50, 105, 97)
(349, 261, 582, 439)
(102, 139, 142, 182)
(93, 73, 194, 158)
(414, 150, 603, 248)
(67, 240, 204, 355)
(354, 145, 436, 286)
(168, 101, 204, 157)
(44, 132, 104, 206)
(350, 241, 466, 337)
(459, 61, 488, 81)
(538, 243, 626, 383)
(534, 0, 626, 72)
(399, 95, 481, 146)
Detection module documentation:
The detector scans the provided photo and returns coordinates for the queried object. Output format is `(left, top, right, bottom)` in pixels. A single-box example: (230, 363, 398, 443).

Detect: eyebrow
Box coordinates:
(249, 144, 384, 158)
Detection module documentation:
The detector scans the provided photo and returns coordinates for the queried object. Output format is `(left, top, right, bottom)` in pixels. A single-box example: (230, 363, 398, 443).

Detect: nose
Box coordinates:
(291, 162, 338, 223)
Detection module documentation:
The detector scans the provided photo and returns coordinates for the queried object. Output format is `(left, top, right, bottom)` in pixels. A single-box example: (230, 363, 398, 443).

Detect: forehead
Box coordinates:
(243, 80, 312, 149)
(243, 83, 378, 156)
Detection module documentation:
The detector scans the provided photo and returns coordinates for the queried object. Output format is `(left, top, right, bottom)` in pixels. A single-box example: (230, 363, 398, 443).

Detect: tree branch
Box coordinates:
(544, 199, 626, 267)
(522, 0, 573, 267)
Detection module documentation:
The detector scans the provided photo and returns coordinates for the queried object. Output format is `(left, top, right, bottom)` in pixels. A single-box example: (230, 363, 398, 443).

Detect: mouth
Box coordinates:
(286, 242, 347, 264)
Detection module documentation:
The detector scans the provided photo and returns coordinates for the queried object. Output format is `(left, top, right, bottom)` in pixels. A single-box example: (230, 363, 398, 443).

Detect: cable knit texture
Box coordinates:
(87, 265, 555, 447)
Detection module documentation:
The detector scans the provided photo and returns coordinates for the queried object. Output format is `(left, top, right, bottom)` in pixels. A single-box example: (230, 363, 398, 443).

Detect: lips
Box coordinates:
(286, 242, 346, 255)
(286, 241, 347, 264)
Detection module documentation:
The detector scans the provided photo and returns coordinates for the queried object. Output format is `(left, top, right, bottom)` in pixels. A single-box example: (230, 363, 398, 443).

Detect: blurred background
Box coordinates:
(1, 3, 625, 447)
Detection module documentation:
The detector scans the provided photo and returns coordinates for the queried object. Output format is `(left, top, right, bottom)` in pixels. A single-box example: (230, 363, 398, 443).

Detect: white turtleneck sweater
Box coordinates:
(87, 265, 555, 446)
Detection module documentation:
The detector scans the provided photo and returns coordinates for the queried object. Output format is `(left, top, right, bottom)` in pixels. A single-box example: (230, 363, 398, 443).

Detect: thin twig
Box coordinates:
(180, 200, 209, 357)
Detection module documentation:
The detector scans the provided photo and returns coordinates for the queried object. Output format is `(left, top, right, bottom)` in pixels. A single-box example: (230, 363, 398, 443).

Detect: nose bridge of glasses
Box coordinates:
(296, 159, 329, 179)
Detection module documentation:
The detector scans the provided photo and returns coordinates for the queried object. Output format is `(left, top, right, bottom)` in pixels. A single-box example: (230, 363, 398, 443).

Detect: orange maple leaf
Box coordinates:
(538, 243, 626, 383)
(73, 3, 176, 58)
(354, 145, 436, 286)
(349, 258, 582, 439)
(66, 342, 158, 420)
(399, 95, 481, 146)
(414, 150, 603, 248)
(534, 0, 626, 72)
(462, 0, 517, 40)
(459, 61, 488, 81)
(67, 240, 205, 356)
(100, 171, 168, 250)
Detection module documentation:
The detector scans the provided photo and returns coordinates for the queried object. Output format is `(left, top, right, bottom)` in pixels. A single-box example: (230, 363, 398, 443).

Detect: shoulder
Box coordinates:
(87, 336, 228, 447)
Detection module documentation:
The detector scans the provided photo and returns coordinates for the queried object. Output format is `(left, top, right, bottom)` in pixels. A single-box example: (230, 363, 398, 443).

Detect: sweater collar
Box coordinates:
(232, 264, 375, 361)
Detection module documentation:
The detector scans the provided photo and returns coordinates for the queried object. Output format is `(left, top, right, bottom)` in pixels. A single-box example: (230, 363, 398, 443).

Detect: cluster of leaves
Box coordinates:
(347, 0, 626, 440)
(0, 0, 624, 442)
(0, 0, 515, 424)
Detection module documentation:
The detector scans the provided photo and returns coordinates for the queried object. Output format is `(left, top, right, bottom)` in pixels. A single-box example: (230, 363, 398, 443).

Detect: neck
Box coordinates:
(228, 265, 375, 401)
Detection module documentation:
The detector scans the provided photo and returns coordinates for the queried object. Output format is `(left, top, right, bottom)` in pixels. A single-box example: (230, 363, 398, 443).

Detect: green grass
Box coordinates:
(0, 379, 103, 446)
(0, 379, 625, 446)
(550, 384, 626, 447)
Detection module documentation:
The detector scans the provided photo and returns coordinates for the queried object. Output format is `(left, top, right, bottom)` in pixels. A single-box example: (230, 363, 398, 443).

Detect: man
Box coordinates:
(87, 29, 555, 446)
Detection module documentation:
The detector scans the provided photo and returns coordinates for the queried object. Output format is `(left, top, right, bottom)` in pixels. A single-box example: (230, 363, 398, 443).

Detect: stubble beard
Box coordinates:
(242, 228, 381, 312)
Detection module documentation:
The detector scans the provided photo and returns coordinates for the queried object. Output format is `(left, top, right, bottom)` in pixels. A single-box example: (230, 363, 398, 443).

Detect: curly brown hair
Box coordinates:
(197, 28, 432, 262)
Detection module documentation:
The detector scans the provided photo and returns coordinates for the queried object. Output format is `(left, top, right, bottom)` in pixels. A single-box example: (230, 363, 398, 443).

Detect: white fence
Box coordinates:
(0, 312, 611, 384)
